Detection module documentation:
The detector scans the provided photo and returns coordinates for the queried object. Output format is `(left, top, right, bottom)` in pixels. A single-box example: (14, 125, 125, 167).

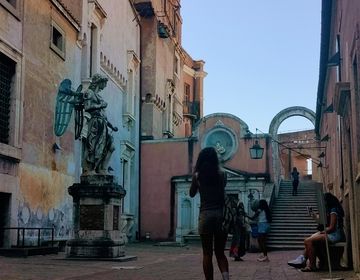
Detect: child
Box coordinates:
(248, 199, 272, 262)
(229, 201, 247, 261)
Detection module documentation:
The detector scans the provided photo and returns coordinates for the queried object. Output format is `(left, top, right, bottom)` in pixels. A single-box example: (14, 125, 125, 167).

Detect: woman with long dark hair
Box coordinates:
(190, 147, 229, 280)
(287, 192, 345, 272)
(248, 199, 272, 261)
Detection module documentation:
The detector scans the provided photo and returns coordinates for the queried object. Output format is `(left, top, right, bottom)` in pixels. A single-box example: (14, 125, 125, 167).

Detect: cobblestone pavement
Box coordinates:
(0, 243, 359, 280)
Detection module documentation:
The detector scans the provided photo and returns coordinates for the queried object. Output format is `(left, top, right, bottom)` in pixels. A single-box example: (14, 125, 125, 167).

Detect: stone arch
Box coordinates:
(268, 106, 316, 196)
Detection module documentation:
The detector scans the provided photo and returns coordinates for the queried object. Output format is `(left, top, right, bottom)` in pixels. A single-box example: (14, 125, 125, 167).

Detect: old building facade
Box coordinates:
(0, 0, 141, 246)
(316, 0, 360, 272)
(134, 0, 206, 139)
(134, 0, 209, 240)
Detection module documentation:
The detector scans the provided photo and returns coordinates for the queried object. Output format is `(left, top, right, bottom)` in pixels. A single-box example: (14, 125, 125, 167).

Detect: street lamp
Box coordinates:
(249, 129, 264, 159)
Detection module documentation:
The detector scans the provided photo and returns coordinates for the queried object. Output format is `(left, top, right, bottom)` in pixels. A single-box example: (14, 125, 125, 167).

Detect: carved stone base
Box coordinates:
(66, 238, 125, 258)
(66, 175, 127, 259)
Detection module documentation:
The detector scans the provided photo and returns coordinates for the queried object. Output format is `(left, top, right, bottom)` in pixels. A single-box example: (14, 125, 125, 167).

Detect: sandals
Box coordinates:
(300, 266, 316, 272)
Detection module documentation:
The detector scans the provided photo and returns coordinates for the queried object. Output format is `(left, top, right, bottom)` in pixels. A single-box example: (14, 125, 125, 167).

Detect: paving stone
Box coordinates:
(0, 243, 358, 280)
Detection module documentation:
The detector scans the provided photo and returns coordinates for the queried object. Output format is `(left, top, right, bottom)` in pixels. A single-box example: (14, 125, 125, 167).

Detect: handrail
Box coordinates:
(0, 227, 55, 248)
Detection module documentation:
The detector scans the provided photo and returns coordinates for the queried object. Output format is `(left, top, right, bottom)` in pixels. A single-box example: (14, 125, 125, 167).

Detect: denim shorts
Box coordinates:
(258, 222, 270, 234)
(198, 208, 223, 235)
(327, 229, 345, 243)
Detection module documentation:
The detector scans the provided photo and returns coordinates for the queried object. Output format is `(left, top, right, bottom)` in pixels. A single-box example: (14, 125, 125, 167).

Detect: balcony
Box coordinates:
(183, 101, 200, 119)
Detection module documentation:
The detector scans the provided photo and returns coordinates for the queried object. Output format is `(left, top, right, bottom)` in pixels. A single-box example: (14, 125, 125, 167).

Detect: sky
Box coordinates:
(181, 1, 321, 134)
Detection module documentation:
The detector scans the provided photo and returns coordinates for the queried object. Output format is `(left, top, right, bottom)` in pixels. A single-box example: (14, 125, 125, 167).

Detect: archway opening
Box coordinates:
(277, 117, 316, 180)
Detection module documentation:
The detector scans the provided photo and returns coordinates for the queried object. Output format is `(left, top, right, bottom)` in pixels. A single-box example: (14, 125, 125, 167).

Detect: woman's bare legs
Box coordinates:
(304, 232, 326, 269)
(200, 234, 214, 280)
(214, 232, 229, 274)
(258, 234, 268, 256)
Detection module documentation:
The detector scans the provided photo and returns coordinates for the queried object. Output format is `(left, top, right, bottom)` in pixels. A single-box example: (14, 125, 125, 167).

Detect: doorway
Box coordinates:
(0, 193, 11, 247)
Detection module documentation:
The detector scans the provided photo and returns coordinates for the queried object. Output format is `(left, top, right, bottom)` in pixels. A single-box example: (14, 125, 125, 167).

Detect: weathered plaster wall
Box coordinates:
(95, 0, 141, 241)
(277, 130, 321, 182)
(17, 0, 82, 240)
(141, 113, 272, 240)
(141, 139, 189, 239)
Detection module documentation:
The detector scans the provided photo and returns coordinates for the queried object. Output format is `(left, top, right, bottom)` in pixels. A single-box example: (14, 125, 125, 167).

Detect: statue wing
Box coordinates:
(54, 79, 75, 137)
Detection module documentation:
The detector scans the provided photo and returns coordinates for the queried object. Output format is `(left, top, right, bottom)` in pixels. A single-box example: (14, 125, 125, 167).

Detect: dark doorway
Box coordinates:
(0, 193, 11, 247)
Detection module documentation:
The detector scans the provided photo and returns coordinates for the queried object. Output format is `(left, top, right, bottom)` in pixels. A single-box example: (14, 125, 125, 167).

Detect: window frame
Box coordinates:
(0, 43, 23, 161)
(0, 0, 20, 19)
(50, 21, 66, 60)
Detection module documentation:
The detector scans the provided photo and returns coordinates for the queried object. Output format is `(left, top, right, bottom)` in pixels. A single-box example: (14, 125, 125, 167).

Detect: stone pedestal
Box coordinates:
(66, 175, 127, 259)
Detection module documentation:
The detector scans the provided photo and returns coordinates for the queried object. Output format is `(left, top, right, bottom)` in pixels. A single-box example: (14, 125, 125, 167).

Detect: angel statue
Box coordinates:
(54, 74, 118, 175)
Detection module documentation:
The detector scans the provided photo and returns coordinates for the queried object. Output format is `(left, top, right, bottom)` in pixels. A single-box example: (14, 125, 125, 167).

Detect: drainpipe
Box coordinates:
(136, 15, 142, 241)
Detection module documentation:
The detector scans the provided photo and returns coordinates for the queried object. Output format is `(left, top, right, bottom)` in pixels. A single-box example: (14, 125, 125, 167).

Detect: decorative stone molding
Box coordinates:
(334, 82, 350, 116)
(172, 111, 182, 126)
(122, 113, 135, 130)
(100, 52, 127, 90)
(166, 79, 175, 95)
(201, 125, 238, 162)
(120, 140, 135, 160)
(88, 0, 107, 27)
(120, 213, 134, 243)
(127, 50, 140, 71)
(192, 113, 249, 138)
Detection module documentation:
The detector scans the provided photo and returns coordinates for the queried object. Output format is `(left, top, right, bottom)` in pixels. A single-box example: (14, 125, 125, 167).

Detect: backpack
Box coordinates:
(222, 195, 238, 234)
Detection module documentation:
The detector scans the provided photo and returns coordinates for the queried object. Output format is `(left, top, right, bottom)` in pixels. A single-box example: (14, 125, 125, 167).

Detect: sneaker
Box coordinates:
(288, 255, 306, 268)
(257, 256, 269, 262)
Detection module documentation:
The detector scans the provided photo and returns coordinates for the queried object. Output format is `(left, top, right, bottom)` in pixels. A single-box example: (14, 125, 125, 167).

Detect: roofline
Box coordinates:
(315, 0, 333, 134)
(49, 0, 80, 31)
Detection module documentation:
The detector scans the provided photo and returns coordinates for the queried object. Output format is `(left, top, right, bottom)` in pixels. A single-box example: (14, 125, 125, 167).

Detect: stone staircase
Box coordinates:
(267, 180, 319, 250)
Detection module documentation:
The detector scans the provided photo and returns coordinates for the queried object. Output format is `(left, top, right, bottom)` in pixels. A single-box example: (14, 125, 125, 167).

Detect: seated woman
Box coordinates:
(287, 192, 345, 272)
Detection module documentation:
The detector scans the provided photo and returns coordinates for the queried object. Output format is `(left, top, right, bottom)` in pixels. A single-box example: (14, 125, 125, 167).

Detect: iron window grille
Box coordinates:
(0, 52, 15, 144)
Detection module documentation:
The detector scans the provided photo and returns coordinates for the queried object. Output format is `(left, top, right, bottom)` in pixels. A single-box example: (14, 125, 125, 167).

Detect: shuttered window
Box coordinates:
(0, 52, 15, 144)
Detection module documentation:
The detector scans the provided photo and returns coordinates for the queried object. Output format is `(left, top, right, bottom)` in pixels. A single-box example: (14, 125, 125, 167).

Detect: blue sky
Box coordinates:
(181, 1, 321, 134)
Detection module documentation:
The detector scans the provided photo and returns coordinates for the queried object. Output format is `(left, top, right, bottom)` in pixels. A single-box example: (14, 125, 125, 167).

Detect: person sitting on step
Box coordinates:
(287, 192, 345, 272)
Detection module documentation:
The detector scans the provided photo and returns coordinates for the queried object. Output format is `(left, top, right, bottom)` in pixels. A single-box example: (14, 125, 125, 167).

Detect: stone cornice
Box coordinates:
(50, 0, 80, 31)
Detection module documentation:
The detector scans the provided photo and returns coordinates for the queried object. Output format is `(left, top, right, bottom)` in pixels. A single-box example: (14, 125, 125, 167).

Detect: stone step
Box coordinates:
(272, 218, 315, 221)
(268, 237, 308, 242)
(274, 203, 316, 208)
(268, 232, 312, 237)
(269, 180, 321, 248)
(270, 230, 317, 234)
(267, 244, 304, 250)
(267, 239, 305, 244)
(271, 212, 315, 215)
(271, 222, 317, 226)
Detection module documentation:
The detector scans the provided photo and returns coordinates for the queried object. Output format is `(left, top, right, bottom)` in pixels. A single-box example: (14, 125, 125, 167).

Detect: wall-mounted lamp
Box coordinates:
(327, 51, 340, 67)
(157, 21, 169, 38)
(321, 134, 330, 142)
(324, 103, 334, 113)
(249, 129, 264, 159)
(318, 152, 325, 158)
(52, 143, 62, 152)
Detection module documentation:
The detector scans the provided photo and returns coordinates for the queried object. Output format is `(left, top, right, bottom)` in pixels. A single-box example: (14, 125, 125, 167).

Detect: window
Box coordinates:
(50, 22, 65, 59)
(127, 70, 134, 115)
(174, 54, 179, 77)
(352, 55, 360, 162)
(184, 83, 190, 102)
(0, 0, 19, 18)
(6, 0, 15, 7)
(89, 24, 98, 76)
(0, 52, 15, 144)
